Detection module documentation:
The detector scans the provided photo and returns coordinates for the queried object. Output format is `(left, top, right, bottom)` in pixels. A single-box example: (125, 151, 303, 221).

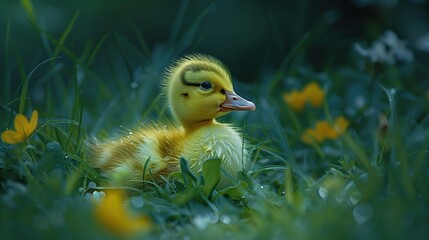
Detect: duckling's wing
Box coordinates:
(88, 123, 184, 188)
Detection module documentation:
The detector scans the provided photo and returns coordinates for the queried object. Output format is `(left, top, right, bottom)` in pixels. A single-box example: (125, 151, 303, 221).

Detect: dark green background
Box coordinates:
(2, 0, 428, 82)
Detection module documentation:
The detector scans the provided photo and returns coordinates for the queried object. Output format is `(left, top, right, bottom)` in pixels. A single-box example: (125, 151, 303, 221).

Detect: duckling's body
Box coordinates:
(90, 55, 255, 189)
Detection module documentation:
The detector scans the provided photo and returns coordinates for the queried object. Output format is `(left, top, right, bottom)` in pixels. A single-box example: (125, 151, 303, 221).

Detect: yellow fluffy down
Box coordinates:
(88, 54, 254, 189)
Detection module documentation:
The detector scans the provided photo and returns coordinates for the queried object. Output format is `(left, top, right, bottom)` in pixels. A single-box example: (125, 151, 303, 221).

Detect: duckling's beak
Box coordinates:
(220, 91, 256, 112)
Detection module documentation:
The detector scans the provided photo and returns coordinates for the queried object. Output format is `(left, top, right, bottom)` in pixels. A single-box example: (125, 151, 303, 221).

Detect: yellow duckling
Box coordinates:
(89, 54, 255, 189)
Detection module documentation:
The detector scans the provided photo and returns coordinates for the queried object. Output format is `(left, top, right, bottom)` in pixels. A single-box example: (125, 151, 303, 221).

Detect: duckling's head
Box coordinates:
(163, 54, 255, 130)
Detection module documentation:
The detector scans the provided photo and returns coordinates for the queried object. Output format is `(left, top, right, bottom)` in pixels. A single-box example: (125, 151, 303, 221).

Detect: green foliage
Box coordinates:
(1, 1, 429, 239)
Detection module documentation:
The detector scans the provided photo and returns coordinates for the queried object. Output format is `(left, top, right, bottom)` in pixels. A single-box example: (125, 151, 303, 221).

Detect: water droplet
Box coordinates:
(85, 193, 92, 200)
(192, 215, 212, 230)
(131, 82, 138, 89)
(129, 131, 133, 135)
(353, 203, 373, 225)
(318, 186, 328, 199)
(220, 215, 231, 224)
(354, 95, 366, 108)
(335, 195, 343, 204)
(92, 191, 101, 199)
(349, 191, 361, 205)
(260, 186, 264, 189)
(131, 196, 144, 208)
(88, 182, 96, 189)
(209, 214, 219, 223)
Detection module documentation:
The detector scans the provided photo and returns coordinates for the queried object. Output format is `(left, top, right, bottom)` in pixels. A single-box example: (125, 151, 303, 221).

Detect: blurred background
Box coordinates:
(1, 2, 429, 238)
(1, 0, 428, 83)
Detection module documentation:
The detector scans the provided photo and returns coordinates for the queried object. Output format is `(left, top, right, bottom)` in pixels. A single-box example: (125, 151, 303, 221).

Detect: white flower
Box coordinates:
(354, 30, 413, 64)
(355, 41, 393, 64)
(382, 30, 413, 62)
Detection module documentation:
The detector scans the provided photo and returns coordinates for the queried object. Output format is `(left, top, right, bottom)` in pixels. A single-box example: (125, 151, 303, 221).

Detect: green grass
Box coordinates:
(1, 3, 429, 240)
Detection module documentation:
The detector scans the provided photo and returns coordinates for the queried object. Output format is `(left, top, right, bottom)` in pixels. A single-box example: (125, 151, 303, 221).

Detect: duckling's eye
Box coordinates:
(199, 81, 212, 91)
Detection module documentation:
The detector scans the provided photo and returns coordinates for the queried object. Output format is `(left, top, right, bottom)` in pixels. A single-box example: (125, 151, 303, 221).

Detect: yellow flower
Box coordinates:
(300, 116, 349, 144)
(302, 82, 325, 108)
(94, 189, 152, 236)
(283, 90, 306, 111)
(315, 121, 338, 139)
(284, 82, 325, 112)
(1, 110, 38, 144)
(301, 128, 323, 144)
(333, 116, 349, 135)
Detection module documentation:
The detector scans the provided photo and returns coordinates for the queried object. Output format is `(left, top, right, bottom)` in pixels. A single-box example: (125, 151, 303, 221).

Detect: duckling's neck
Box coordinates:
(181, 119, 217, 133)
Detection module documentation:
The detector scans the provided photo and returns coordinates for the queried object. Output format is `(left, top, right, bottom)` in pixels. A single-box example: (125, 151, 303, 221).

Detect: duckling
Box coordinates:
(89, 54, 255, 189)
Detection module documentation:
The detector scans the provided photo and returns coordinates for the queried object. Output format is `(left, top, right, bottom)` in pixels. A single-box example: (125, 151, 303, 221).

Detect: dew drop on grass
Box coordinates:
(92, 191, 105, 201)
(220, 215, 232, 224)
(350, 191, 362, 205)
(193, 214, 216, 230)
(335, 195, 344, 204)
(88, 181, 96, 189)
(85, 193, 92, 200)
(318, 186, 328, 199)
(209, 214, 219, 223)
(131, 196, 144, 208)
(131, 82, 138, 89)
(354, 95, 366, 108)
(353, 203, 373, 225)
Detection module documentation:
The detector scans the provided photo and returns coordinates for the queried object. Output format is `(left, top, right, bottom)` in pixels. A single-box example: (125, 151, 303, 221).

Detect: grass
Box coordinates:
(1, 3, 429, 240)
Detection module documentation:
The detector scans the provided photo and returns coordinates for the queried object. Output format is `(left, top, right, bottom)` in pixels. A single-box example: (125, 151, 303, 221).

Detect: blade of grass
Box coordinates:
(53, 11, 80, 57)
(112, 31, 134, 81)
(341, 133, 375, 175)
(20, 0, 36, 23)
(168, 0, 190, 44)
(260, 100, 313, 185)
(269, 11, 337, 93)
(3, 19, 11, 102)
(174, 2, 215, 54)
(18, 56, 61, 114)
(129, 21, 150, 60)
(12, 42, 27, 91)
(87, 33, 110, 67)
(73, 58, 80, 119)
(76, 98, 85, 154)
(63, 152, 99, 180)
(27, 20, 76, 60)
